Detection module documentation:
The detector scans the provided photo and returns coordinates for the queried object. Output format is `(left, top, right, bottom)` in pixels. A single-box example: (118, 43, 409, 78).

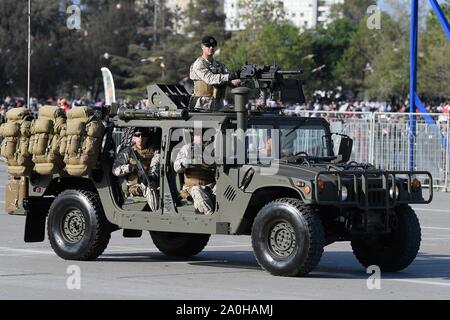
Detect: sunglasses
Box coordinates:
(203, 44, 217, 48)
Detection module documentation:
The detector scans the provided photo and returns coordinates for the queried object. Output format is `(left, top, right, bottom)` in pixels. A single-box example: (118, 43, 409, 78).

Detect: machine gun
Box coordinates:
(129, 149, 153, 186)
(238, 63, 305, 106)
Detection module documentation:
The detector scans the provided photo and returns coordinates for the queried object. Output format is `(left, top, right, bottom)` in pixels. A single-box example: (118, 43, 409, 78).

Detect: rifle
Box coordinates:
(130, 148, 153, 187)
(238, 63, 305, 106)
(130, 148, 159, 211)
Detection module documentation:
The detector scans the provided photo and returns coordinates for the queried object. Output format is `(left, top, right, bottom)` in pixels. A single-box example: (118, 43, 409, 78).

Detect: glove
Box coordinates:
(228, 72, 238, 81)
(231, 79, 241, 86)
(129, 164, 138, 173)
(148, 165, 159, 181)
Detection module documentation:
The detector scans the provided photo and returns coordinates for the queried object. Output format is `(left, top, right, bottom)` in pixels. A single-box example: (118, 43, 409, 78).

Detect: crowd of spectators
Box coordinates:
(0, 96, 108, 123)
(285, 99, 450, 114)
(2, 94, 450, 124)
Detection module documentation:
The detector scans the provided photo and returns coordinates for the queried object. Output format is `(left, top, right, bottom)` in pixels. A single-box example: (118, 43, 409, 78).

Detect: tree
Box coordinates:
(219, 0, 290, 67)
(109, 44, 166, 100)
(0, 0, 68, 98)
(234, 0, 286, 30)
(162, 0, 226, 84)
(330, 0, 377, 25)
(310, 19, 357, 93)
(419, 0, 450, 98)
(363, 11, 410, 104)
(0, 0, 28, 97)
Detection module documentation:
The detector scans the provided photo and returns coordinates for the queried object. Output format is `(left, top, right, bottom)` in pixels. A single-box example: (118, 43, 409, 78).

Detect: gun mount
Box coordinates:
(147, 84, 191, 110)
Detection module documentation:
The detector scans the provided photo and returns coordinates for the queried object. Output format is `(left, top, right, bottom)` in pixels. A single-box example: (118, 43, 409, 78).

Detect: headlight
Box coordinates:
(389, 185, 400, 199)
(340, 185, 348, 201)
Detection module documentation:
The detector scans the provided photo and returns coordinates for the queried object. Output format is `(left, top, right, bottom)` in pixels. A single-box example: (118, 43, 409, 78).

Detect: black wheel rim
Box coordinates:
(61, 209, 86, 243)
(268, 220, 297, 258)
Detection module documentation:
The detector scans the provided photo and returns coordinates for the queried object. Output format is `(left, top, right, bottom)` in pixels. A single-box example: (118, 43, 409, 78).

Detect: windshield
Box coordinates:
(279, 125, 330, 157)
(247, 124, 330, 162)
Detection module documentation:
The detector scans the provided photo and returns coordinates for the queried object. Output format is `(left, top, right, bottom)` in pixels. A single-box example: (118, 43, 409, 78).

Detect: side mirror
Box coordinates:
(337, 134, 353, 163)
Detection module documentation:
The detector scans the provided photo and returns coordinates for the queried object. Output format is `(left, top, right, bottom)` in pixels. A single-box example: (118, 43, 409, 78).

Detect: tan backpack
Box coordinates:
(63, 107, 105, 176)
(0, 107, 34, 176)
(28, 106, 66, 175)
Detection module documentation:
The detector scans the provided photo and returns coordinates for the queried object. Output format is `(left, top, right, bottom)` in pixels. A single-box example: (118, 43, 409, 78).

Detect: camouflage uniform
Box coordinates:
(174, 143, 216, 215)
(112, 145, 160, 199)
(189, 57, 231, 112)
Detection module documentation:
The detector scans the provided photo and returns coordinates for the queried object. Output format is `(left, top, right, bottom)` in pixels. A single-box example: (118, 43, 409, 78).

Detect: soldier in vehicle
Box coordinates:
(112, 128, 160, 210)
(190, 35, 241, 112)
(174, 130, 216, 215)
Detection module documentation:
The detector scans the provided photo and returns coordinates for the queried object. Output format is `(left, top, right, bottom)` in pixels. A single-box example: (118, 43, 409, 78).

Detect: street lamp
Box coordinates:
(27, 0, 31, 109)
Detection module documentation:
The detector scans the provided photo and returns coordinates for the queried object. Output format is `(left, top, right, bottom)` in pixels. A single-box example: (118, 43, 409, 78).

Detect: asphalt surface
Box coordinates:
(0, 163, 450, 300)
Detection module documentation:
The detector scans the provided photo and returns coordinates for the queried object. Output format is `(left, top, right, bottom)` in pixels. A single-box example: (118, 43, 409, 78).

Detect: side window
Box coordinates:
(248, 125, 274, 163)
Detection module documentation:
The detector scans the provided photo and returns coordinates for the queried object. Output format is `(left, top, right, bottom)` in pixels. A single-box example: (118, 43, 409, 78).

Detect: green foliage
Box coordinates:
(330, 0, 377, 25)
(310, 19, 357, 92)
(235, 0, 287, 29)
(419, 0, 450, 98)
(163, 0, 226, 84)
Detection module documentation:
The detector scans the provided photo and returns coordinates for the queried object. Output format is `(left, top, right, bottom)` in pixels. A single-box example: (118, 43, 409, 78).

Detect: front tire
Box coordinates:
(251, 198, 325, 277)
(150, 231, 210, 257)
(351, 205, 421, 272)
(47, 190, 111, 260)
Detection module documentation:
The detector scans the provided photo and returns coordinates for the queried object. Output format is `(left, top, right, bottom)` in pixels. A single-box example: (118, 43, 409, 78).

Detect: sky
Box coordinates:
(378, 0, 447, 14)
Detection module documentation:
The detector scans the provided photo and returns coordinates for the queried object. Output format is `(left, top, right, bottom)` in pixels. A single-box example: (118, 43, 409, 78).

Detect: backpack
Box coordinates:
(28, 106, 66, 175)
(63, 107, 105, 176)
(0, 107, 34, 176)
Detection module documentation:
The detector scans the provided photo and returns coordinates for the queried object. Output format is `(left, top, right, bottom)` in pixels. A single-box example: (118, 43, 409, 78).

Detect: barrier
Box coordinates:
(297, 111, 449, 190)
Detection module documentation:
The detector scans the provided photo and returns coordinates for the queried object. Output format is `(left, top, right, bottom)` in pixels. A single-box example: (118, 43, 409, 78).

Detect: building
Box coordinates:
(224, 0, 344, 31)
(317, 0, 344, 26)
(161, 0, 343, 33)
(165, 0, 225, 34)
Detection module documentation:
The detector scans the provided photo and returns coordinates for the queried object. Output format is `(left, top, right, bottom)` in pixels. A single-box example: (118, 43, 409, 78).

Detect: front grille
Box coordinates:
(362, 179, 387, 207)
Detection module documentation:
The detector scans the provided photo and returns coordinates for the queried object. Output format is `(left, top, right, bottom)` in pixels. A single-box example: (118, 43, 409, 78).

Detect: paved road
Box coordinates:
(0, 164, 449, 300)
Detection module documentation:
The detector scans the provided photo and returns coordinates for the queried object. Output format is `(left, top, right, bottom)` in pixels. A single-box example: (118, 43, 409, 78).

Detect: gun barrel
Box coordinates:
(118, 107, 189, 120)
(276, 70, 303, 75)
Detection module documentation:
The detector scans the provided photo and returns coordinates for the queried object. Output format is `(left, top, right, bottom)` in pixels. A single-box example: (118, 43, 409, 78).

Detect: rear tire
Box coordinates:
(251, 198, 325, 277)
(47, 190, 111, 260)
(351, 205, 421, 272)
(150, 231, 210, 257)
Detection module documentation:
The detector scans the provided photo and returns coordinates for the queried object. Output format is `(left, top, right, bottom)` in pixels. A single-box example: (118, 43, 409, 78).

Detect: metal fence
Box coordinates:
(296, 111, 450, 190)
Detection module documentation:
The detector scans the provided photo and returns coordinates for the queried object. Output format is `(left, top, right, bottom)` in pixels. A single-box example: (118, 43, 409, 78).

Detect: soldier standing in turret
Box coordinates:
(190, 35, 241, 112)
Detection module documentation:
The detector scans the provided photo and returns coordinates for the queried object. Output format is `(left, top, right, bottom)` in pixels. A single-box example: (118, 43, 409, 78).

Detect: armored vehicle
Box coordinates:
(1, 67, 432, 277)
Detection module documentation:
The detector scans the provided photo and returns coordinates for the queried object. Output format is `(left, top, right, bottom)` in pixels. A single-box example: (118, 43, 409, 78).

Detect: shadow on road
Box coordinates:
(98, 250, 450, 279)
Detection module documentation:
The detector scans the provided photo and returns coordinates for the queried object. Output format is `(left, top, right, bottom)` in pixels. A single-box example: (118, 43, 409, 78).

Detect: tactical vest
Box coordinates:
(0, 108, 34, 176)
(193, 60, 226, 100)
(63, 107, 105, 176)
(184, 166, 215, 187)
(127, 147, 155, 186)
(194, 81, 215, 97)
(28, 106, 66, 175)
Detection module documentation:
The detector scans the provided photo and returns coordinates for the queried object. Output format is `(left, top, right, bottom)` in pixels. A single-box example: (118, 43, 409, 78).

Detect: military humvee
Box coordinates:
(4, 67, 432, 277)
